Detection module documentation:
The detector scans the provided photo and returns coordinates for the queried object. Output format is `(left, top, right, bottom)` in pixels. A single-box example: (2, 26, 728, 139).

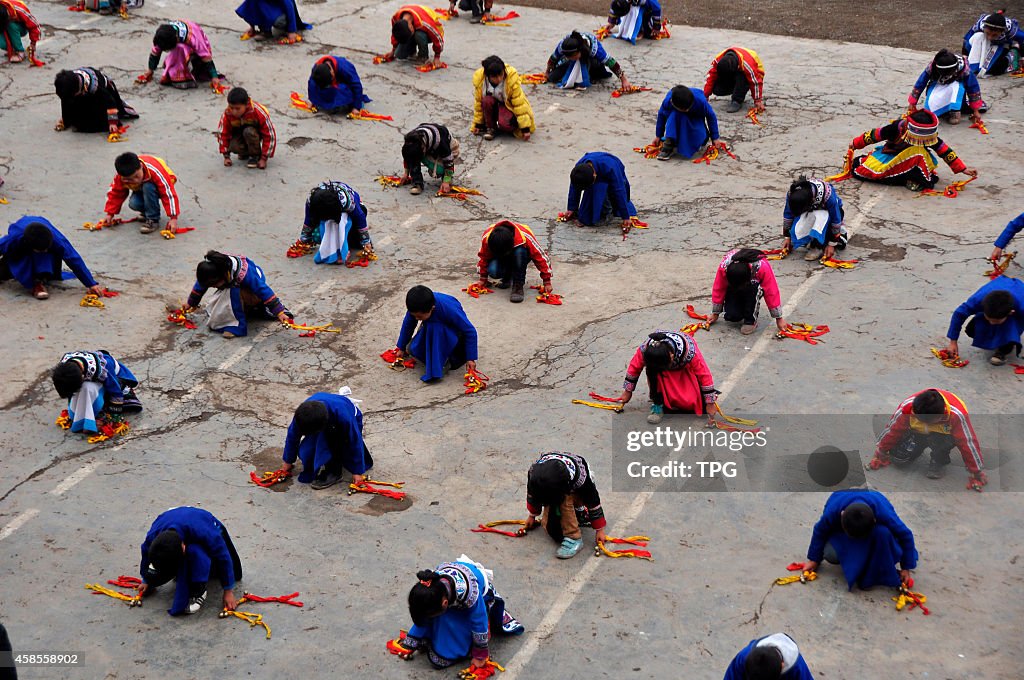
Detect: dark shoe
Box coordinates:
(310, 468, 343, 490)
(410, 183, 424, 195)
(946, 110, 961, 125)
(726, 100, 742, 113)
(469, 15, 482, 23)
(170, 80, 198, 90)
(139, 219, 159, 234)
(483, 129, 496, 140)
(32, 282, 49, 300)
(246, 158, 258, 169)
(926, 460, 946, 479)
(510, 283, 525, 303)
(740, 321, 758, 335)
(990, 351, 1007, 366)
(495, 278, 511, 289)
(656, 139, 675, 161)
(905, 180, 924, 192)
(803, 246, 821, 261)
(186, 590, 207, 614)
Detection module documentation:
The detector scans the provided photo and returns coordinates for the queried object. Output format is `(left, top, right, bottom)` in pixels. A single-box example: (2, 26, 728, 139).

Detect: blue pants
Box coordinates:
(128, 182, 161, 222)
(486, 245, 531, 285)
(577, 182, 635, 226)
(407, 591, 506, 665)
(407, 320, 468, 382)
(830, 524, 908, 590)
(662, 110, 710, 158)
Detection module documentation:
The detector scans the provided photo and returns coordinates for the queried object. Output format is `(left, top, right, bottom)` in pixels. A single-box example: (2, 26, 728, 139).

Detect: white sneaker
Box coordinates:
(187, 590, 207, 614)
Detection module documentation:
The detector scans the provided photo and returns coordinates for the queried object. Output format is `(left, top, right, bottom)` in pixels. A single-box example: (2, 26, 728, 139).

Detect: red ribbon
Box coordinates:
(685, 304, 711, 321)
(381, 349, 416, 368)
(349, 482, 407, 500)
(611, 85, 652, 98)
(250, 469, 291, 487)
(530, 285, 562, 305)
(587, 391, 623, 403)
(242, 591, 303, 607)
(107, 575, 142, 589)
(415, 62, 448, 73)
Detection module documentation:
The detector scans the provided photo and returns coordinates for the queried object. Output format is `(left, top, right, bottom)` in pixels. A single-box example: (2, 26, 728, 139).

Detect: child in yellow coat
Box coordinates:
(471, 55, 535, 141)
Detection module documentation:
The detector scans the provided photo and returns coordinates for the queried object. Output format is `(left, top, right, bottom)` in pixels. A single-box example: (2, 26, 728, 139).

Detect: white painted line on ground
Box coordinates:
(503, 192, 884, 678)
(0, 509, 40, 543)
(49, 462, 99, 496)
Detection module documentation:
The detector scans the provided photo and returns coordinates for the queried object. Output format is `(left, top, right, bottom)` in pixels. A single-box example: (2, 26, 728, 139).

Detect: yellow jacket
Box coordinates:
(472, 65, 536, 137)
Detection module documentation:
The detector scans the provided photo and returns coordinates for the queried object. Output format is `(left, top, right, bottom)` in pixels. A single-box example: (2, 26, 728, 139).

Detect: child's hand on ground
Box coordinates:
(804, 561, 819, 573)
(352, 473, 366, 485)
(54, 119, 65, 131)
(166, 217, 178, 231)
(223, 155, 232, 167)
(899, 569, 911, 585)
(524, 516, 538, 530)
(823, 245, 836, 260)
(398, 174, 412, 186)
(466, 360, 477, 372)
(276, 311, 291, 324)
(776, 317, 787, 331)
(990, 247, 1003, 262)
(257, 157, 267, 170)
(440, 181, 452, 193)
(618, 390, 632, 404)
(708, 313, 719, 324)
(595, 528, 607, 543)
(946, 339, 959, 356)
(782, 237, 791, 251)
(962, 167, 979, 178)
(754, 100, 765, 113)
(222, 589, 238, 612)
(431, 56, 443, 68)
(522, 132, 531, 141)
(86, 285, 104, 296)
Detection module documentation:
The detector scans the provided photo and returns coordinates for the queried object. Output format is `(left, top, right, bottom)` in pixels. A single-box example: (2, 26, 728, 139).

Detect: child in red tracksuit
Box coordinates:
(475, 220, 553, 303)
(870, 388, 986, 491)
(103, 152, 181, 234)
(707, 248, 786, 335)
(218, 87, 277, 170)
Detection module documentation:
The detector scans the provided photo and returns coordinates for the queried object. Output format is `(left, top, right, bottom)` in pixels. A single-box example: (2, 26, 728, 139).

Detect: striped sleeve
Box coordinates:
(145, 160, 180, 217)
(876, 398, 914, 453)
(254, 103, 277, 158)
(217, 110, 232, 155)
(948, 405, 984, 473)
(521, 228, 553, 281)
(741, 57, 763, 102)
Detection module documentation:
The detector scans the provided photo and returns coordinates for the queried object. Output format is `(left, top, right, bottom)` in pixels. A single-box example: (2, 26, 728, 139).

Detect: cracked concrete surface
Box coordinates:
(0, 1, 1022, 679)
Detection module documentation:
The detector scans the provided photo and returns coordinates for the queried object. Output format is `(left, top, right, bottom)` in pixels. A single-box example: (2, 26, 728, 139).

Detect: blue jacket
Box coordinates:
(307, 56, 371, 111)
(807, 490, 917, 569)
(283, 393, 369, 477)
(139, 507, 237, 616)
(656, 88, 719, 141)
(568, 152, 634, 220)
(723, 634, 814, 680)
(994, 212, 1024, 249)
(947, 275, 1024, 346)
(397, 292, 478, 361)
(236, 0, 311, 34)
(0, 216, 97, 289)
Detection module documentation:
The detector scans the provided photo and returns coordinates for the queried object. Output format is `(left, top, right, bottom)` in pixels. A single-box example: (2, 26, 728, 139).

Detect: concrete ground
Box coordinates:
(0, 1, 1022, 678)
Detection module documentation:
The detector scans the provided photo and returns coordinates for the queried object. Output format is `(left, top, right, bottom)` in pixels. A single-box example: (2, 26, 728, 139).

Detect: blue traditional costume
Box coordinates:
(283, 391, 371, 483)
(963, 12, 1023, 76)
(307, 55, 370, 114)
(908, 52, 984, 117)
(396, 292, 478, 382)
(947, 276, 1024, 356)
(403, 556, 523, 667)
(655, 87, 719, 159)
(806, 490, 917, 590)
(567, 152, 636, 226)
(139, 507, 242, 616)
(606, 0, 662, 44)
(782, 180, 847, 250)
(57, 350, 140, 434)
(546, 32, 624, 89)
(0, 216, 97, 292)
(235, 0, 311, 37)
(723, 633, 814, 680)
(186, 254, 290, 337)
(299, 181, 371, 265)
(993, 212, 1024, 252)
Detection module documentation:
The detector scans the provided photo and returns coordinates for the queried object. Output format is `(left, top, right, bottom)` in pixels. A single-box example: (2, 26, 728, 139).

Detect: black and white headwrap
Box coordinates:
(60, 351, 107, 383)
(642, 331, 697, 369)
(168, 20, 189, 43)
(312, 180, 355, 214)
(72, 68, 102, 96)
(435, 561, 481, 610)
(533, 451, 589, 492)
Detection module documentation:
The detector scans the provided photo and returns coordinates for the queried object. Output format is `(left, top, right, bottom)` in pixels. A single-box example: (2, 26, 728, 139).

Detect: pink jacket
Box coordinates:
(711, 249, 783, 318)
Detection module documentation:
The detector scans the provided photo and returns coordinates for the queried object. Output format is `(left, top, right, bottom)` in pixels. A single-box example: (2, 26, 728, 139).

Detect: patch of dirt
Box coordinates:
(349, 493, 412, 515)
(511, 0, 995, 52)
(243, 446, 293, 492)
(855, 234, 907, 262)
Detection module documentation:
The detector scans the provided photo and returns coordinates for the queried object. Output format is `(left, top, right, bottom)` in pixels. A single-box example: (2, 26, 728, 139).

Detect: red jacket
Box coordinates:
(876, 389, 983, 473)
(711, 249, 783, 317)
(104, 155, 180, 218)
(217, 101, 277, 158)
(477, 221, 552, 282)
(1, 0, 40, 43)
(390, 5, 444, 56)
(703, 47, 764, 104)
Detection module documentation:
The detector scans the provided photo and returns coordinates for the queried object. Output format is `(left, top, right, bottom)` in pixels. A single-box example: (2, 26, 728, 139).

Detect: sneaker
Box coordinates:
(803, 246, 821, 261)
(501, 610, 525, 635)
(187, 591, 207, 614)
(556, 537, 583, 559)
(483, 129, 496, 141)
(246, 158, 258, 169)
(725, 100, 742, 113)
(740, 322, 758, 335)
(905, 180, 924, 192)
(32, 282, 49, 300)
(656, 140, 675, 161)
(469, 14, 482, 23)
(947, 110, 962, 125)
(510, 283, 524, 303)
(139, 220, 159, 234)
(222, 331, 238, 339)
(495, 279, 511, 289)
(647, 404, 664, 424)
(310, 468, 343, 490)
(926, 460, 946, 479)
(990, 351, 1007, 366)
(410, 184, 424, 195)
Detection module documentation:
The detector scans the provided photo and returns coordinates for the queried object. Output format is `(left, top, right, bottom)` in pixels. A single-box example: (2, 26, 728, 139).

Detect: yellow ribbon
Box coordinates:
(571, 399, 623, 413)
(220, 609, 271, 639)
(774, 571, 817, 585)
(85, 583, 142, 606)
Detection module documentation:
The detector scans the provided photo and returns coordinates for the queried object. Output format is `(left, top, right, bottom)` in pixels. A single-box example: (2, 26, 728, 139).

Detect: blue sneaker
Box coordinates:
(647, 404, 664, 424)
(556, 537, 583, 559)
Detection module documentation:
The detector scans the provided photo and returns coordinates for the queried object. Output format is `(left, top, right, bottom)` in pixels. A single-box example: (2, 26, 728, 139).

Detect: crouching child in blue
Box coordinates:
(185, 250, 292, 338)
(566, 152, 636, 230)
(308, 55, 370, 115)
(389, 556, 523, 669)
(297, 181, 372, 265)
(946, 275, 1024, 365)
(137, 506, 242, 615)
(652, 86, 724, 161)
(723, 633, 815, 680)
(803, 490, 917, 590)
(280, 390, 372, 490)
(0, 216, 105, 301)
(53, 350, 141, 434)
(393, 285, 478, 383)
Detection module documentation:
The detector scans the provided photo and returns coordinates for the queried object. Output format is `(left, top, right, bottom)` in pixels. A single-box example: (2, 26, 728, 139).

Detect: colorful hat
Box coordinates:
(903, 111, 939, 146)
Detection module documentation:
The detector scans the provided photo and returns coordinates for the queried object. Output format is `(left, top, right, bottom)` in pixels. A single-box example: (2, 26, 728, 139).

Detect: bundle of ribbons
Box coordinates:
(481, 10, 520, 25)
(774, 562, 818, 585)
(622, 216, 648, 240)
(892, 578, 929, 615)
(918, 176, 976, 198)
(556, 211, 573, 222)
(373, 54, 396, 64)
(278, 34, 302, 45)
(763, 245, 790, 260)
(83, 217, 137, 231)
(680, 304, 712, 335)
(464, 367, 490, 394)
(985, 251, 1016, 279)
(415, 62, 448, 73)
(471, 519, 532, 537)
(708, 404, 759, 433)
(80, 288, 119, 308)
(160, 226, 196, 239)
(432, 7, 455, 18)
(346, 249, 378, 268)
(930, 347, 968, 368)
(969, 120, 989, 135)
(522, 72, 548, 84)
(250, 469, 291, 487)
(633, 139, 661, 159)
(458, 659, 505, 680)
(530, 285, 563, 305)
(462, 282, 494, 298)
(693, 143, 737, 165)
(211, 81, 228, 95)
(348, 109, 393, 122)
(377, 174, 404, 188)
(572, 392, 624, 413)
(820, 256, 858, 269)
(595, 536, 653, 560)
(167, 307, 198, 330)
(282, 320, 341, 338)
(746, 109, 764, 127)
(286, 240, 317, 258)
(107, 124, 129, 143)
(387, 630, 417, 659)
(611, 85, 652, 98)
(654, 20, 671, 39)
(219, 590, 305, 640)
(437, 185, 485, 201)
(381, 348, 416, 370)
(594, 25, 611, 40)
(825, 148, 855, 182)
(86, 575, 142, 607)
(348, 479, 406, 500)
(776, 323, 830, 344)
(86, 416, 130, 444)
(289, 91, 317, 112)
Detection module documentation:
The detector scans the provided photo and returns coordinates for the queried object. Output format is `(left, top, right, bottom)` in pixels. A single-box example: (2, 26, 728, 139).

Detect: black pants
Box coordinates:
(324, 447, 373, 476)
(712, 71, 749, 104)
(723, 286, 760, 325)
(0, 623, 15, 680)
(892, 432, 955, 467)
(458, 0, 488, 17)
